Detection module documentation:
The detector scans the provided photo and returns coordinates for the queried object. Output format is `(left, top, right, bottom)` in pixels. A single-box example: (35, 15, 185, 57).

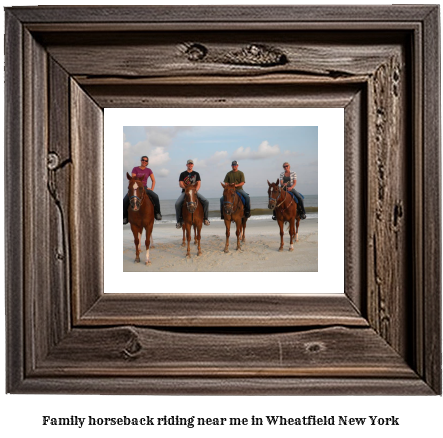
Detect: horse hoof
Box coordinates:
(181, 242, 185, 247)
(134, 258, 140, 263)
(278, 248, 283, 252)
(289, 248, 294, 252)
(197, 251, 202, 256)
(145, 260, 152, 265)
(224, 249, 229, 253)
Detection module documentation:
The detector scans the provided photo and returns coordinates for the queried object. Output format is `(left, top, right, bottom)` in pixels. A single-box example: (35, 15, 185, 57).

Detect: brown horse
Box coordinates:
(221, 183, 248, 253)
(267, 179, 300, 252)
(182, 183, 203, 257)
(126, 172, 155, 264)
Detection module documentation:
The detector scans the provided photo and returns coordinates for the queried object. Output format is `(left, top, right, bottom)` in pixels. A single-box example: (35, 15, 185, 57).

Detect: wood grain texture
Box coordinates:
(70, 80, 104, 320)
(37, 326, 415, 378)
(80, 294, 367, 327)
(4, 5, 441, 395)
(4, 10, 24, 393)
(344, 90, 366, 314)
(422, 6, 442, 394)
(8, 5, 437, 23)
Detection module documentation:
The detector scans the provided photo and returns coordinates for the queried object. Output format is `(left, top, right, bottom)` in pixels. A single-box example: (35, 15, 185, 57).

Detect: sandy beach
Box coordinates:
(123, 218, 318, 272)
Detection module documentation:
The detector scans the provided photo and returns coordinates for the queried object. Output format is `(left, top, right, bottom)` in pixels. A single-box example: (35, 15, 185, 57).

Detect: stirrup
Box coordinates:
(272, 216, 277, 221)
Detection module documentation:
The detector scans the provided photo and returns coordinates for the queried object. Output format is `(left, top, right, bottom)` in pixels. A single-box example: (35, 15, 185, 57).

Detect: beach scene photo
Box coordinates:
(122, 125, 318, 272)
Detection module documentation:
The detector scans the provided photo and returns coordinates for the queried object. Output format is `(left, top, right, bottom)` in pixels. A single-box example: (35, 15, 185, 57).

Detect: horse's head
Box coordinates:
(127, 172, 145, 212)
(221, 182, 236, 215)
(267, 178, 282, 209)
(184, 183, 198, 213)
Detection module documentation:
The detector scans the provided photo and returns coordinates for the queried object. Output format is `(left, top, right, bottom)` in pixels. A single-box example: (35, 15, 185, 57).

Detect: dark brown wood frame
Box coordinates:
(5, 6, 441, 394)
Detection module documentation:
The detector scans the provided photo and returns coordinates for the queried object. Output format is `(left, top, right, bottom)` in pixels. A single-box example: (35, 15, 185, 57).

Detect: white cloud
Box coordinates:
(234, 140, 280, 160)
(192, 151, 228, 168)
(156, 168, 170, 177)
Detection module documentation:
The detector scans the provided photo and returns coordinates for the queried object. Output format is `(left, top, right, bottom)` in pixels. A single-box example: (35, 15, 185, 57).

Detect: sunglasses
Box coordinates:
(283, 165, 289, 168)
(141, 159, 148, 162)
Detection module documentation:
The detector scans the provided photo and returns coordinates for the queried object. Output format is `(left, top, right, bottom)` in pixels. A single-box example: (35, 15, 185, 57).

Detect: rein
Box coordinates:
(269, 187, 294, 213)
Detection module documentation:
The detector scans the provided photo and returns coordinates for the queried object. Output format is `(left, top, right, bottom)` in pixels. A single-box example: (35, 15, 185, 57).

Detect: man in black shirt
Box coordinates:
(175, 159, 210, 228)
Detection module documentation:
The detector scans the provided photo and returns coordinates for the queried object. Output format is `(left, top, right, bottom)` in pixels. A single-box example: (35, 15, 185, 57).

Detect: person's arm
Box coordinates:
(289, 173, 297, 190)
(179, 181, 186, 189)
(196, 180, 201, 191)
(235, 182, 245, 188)
(148, 173, 155, 191)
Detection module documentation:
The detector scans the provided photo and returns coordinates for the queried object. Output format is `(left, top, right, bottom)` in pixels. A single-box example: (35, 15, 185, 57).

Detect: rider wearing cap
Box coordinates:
(220, 160, 251, 219)
(175, 159, 210, 228)
(123, 155, 162, 224)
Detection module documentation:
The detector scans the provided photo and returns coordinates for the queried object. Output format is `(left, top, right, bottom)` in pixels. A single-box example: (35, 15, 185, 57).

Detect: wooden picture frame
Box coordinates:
(5, 5, 441, 394)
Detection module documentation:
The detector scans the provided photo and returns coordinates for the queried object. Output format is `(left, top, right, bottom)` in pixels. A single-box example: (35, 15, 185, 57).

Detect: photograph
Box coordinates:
(122, 126, 318, 271)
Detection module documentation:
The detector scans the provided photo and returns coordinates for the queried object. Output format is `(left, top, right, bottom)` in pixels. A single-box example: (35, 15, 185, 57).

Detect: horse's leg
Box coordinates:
(194, 224, 198, 245)
(296, 216, 300, 242)
(289, 217, 295, 252)
(181, 224, 186, 247)
(242, 217, 247, 242)
(197, 224, 202, 256)
(185, 223, 192, 258)
(150, 234, 155, 249)
(131, 224, 141, 262)
(278, 219, 284, 252)
(145, 222, 153, 265)
(224, 219, 230, 253)
(235, 218, 242, 251)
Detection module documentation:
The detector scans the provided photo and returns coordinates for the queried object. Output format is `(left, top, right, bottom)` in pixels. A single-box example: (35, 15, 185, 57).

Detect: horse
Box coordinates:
(221, 182, 248, 253)
(267, 179, 300, 252)
(182, 223, 197, 247)
(182, 183, 203, 257)
(126, 172, 155, 264)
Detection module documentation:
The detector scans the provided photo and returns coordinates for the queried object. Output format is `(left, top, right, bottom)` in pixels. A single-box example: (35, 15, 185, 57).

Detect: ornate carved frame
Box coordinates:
(5, 6, 441, 394)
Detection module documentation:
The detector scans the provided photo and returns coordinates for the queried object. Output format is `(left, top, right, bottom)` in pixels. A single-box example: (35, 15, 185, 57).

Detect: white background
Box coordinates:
(1, 1, 442, 438)
(105, 108, 343, 292)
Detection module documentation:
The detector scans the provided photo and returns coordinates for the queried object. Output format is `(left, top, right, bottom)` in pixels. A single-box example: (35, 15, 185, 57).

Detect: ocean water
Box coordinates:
(157, 194, 318, 224)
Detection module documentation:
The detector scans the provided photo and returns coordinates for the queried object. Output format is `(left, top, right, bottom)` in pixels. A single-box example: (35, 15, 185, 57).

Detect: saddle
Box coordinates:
(236, 191, 246, 206)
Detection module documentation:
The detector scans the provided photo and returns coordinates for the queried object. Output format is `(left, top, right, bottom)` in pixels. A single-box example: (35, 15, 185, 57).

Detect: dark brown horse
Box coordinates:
(267, 179, 300, 252)
(182, 183, 203, 257)
(126, 172, 155, 264)
(221, 183, 248, 253)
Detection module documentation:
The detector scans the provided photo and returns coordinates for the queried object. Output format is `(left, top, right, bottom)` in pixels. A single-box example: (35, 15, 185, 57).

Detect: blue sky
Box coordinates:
(123, 126, 318, 199)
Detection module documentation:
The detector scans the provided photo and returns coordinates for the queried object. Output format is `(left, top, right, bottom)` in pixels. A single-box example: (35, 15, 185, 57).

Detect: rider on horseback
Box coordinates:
(272, 162, 306, 220)
(123, 156, 162, 224)
(175, 160, 210, 228)
(220, 161, 251, 219)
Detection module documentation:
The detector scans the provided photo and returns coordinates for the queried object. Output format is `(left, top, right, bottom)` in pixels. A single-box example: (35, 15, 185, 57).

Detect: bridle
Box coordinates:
(269, 185, 293, 211)
(185, 188, 199, 212)
(129, 181, 145, 209)
(223, 189, 239, 215)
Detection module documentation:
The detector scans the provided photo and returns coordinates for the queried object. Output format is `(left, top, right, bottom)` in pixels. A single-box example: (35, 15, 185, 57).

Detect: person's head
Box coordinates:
(231, 160, 239, 171)
(141, 156, 149, 166)
(283, 162, 290, 171)
(186, 159, 194, 171)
